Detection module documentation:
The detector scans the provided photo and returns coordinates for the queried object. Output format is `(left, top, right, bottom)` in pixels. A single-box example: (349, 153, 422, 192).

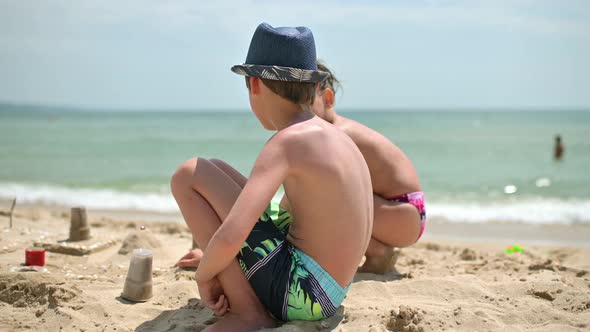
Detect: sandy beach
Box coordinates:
(2, 0, 590, 330)
(1, 202, 589, 332)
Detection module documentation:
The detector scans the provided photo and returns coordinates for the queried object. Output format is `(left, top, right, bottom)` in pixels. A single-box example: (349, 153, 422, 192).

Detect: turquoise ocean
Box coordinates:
(1, 104, 589, 224)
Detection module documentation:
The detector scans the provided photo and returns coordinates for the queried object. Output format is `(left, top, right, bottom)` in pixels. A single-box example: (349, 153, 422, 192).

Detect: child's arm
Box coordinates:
(195, 133, 290, 283)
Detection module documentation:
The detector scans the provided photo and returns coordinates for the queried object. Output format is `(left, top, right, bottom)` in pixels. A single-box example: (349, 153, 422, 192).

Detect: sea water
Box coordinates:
(1, 104, 588, 224)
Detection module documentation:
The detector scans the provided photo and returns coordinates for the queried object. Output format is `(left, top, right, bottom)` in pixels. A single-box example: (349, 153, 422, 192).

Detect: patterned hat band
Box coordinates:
(231, 64, 329, 83)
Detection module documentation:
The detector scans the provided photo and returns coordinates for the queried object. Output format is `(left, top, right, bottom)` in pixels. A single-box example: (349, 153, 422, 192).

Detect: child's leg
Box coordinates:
(209, 159, 248, 188)
(176, 159, 248, 268)
(359, 195, 421, 273)
(171, 158, 275, 331)
(372, 195, 422, 247)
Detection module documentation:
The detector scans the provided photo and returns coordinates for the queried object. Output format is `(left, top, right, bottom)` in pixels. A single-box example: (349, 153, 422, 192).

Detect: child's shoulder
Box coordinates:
(337, 116, 396, 147)
(272, 118, 328, 143)
(265, 118, 335, 158)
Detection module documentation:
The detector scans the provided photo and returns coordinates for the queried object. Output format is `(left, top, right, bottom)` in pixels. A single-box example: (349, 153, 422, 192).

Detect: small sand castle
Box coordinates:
(33, 207, 119, 256)
(121, 248, 154, 302)
(68, 207, 90, 241)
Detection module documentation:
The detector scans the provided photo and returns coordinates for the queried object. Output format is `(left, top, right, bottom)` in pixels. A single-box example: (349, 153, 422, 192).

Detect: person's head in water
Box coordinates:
(554, 134, 564, 160)
(311, 61, 341, 123)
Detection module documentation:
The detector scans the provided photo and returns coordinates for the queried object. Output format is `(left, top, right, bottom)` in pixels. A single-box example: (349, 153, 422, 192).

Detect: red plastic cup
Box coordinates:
(25, 247, 46, 266)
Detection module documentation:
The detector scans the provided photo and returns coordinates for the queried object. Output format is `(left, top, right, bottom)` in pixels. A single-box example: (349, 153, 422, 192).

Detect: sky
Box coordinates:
(1, 0, 589, 111)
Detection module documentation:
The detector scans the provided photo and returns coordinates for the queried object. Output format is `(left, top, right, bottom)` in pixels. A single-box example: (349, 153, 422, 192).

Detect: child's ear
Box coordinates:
(249, 77, 261, 95)
(323, 88, 335, 108)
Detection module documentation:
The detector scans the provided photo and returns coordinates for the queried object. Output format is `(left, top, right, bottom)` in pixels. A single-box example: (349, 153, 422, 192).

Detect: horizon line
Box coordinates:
(0, 101, 589, 113)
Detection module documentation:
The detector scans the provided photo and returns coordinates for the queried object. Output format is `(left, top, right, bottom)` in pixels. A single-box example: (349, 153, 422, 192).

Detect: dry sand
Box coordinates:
(0, 203, 589, 331)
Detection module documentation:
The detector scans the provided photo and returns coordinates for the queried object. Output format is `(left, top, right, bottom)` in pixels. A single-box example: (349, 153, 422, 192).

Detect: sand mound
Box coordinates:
(118, 229, 163, 255)
(459, 248, 477, 261)
(157, 223, 188, 235)
(0, 273, 81, 308)
(384, 306, 425, 332)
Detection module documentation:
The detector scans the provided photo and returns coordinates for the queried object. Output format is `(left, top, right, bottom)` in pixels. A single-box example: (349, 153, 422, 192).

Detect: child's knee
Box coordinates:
(170, 158, 199, 195)
(208, 158, 226, 168)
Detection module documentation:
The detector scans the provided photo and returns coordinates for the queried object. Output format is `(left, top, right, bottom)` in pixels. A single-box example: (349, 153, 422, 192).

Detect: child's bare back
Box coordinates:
(333, 116, 420, 197)
(279, 116, 373, 286)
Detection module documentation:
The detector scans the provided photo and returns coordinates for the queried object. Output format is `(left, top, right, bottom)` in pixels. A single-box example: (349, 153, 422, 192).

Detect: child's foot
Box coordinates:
(204, 312, 276, 332)
(358, 247, 400, 274)
(175, 248, 204, 268)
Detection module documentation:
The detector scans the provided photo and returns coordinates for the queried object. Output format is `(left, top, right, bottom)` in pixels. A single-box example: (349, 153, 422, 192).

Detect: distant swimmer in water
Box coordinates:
(554, 135, 564, 161)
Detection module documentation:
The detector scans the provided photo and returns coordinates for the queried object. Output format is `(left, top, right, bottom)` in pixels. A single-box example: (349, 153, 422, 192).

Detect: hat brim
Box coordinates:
(231, 64, 329, 83)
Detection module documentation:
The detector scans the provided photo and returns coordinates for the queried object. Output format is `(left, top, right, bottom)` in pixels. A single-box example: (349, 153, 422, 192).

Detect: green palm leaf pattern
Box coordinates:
(286, 253, 323, 320)
(236, 200, 334, 321)
(238, 257, 248, 274)
(253, 238, 282, 257)
(259, 210, 271, 222)
(275, 210, 291, 233)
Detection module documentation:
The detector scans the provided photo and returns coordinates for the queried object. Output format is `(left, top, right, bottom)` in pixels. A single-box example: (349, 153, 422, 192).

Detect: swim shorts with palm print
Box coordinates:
(236, 201, 349, 321)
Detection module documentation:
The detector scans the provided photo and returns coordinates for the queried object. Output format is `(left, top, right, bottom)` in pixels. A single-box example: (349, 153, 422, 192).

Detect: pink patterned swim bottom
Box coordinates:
(388, 191, 426, 242)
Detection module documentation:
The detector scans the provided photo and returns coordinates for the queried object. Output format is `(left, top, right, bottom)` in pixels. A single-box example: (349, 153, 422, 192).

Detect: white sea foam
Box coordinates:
(429, 199, 590, 224)
(1, 183, 589, 224)
(0, 183, 178, 213)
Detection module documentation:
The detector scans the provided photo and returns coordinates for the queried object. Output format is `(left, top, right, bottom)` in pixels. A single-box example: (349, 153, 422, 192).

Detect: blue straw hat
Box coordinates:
(231, 23, 329, 83)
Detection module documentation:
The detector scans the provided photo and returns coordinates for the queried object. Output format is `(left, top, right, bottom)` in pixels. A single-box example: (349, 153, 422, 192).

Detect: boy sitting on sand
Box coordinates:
(171, 23, 373, 330)
(176, 66, 425, 276)
(310, 62, 426, 274)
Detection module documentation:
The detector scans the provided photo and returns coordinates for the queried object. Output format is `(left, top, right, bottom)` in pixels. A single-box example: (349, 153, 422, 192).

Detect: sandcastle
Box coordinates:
(121, 248, 154, 302)
(68, 206, 90, 241)
(33, 207, 119, 256)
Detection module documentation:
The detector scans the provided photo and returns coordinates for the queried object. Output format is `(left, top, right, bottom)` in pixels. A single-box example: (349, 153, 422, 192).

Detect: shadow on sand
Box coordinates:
(135, 298, 345, 332)
(135, 298, 217, 332)
(354, 269, 411, 283)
